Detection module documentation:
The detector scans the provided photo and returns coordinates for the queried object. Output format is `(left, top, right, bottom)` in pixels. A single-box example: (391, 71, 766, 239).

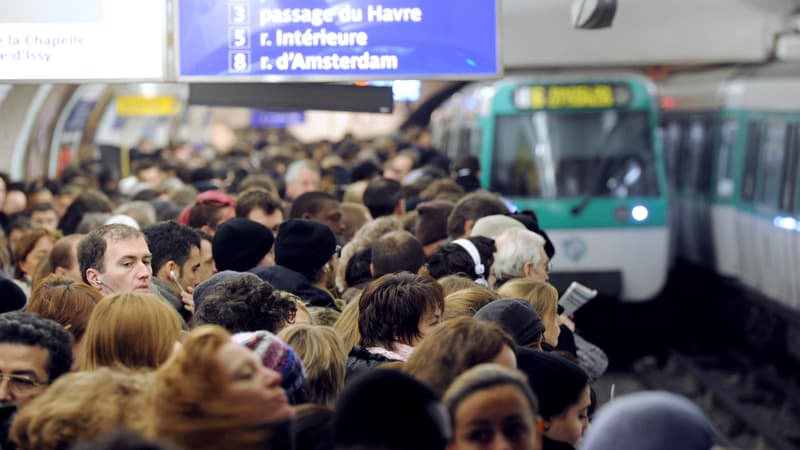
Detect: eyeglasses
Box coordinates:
(0, 373, 47, 395)
(536, 260, 552, 274)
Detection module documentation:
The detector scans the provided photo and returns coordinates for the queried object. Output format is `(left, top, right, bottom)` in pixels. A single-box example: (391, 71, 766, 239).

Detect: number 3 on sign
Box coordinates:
(228, 51, 251, 73)
(228, 4, 249, 25)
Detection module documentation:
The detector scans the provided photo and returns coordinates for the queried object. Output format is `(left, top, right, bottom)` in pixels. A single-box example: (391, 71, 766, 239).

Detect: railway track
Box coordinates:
(633, 351, 800, 450)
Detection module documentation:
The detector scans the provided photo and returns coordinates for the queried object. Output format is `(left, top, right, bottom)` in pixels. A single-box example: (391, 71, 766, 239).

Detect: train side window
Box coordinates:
(676, 121, 693, 191)
(794, 125, 800, 214)
(661, 120, 681, 182)
(683, 118, 714, 194)
(470, 127, 483, 157)
(440, 128, 452, 155)
(755, 120, 786, 210)
(696, 118, 716, 195)
(715, 118, 739, 200)
(458, 127, 472, 155)
(741, 121, 763, 203)
(782, 124, 800, 213)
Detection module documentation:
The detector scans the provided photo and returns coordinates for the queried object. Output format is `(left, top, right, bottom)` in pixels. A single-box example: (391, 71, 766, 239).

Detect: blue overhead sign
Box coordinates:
(176, 0, 499, 81)
(250, 110, 305, 128)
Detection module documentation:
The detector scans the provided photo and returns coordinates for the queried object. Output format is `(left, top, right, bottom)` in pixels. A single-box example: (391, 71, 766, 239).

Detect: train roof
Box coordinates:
(660, 63, 800, 111)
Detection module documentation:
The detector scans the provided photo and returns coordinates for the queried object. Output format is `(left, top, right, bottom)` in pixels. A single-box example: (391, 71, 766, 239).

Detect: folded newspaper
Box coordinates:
(558, 281, 598, 316)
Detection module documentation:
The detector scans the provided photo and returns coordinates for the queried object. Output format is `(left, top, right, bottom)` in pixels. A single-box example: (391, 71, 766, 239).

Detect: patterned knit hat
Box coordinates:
(231, 330, 307, 404)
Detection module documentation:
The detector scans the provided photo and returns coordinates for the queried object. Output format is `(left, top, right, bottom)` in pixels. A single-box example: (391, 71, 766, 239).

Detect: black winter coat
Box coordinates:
(250, 265, 337, 309)
(345, 346, 394, 380)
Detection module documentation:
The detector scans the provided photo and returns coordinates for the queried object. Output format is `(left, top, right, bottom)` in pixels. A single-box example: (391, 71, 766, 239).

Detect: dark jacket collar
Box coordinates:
(150, 277, 191, 326)
(250, 265, 337, 309)
(542, 435, 575, 450)
(345, 346, 394, 380)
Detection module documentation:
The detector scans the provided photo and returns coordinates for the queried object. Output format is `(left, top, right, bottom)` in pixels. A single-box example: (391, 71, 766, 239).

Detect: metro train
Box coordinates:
(430, 74, 670, 302)
(660, 63, 800, 314)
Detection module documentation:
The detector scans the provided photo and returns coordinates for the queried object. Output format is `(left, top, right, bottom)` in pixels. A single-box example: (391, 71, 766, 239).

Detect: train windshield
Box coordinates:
(491, 110, 659, 198)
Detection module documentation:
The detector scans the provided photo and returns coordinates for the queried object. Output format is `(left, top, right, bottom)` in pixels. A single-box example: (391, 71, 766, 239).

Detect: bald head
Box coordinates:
(371, 231, 425, 278)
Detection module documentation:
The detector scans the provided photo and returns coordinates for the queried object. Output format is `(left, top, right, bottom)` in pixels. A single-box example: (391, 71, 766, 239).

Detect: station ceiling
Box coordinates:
(502, 0, 799, 68)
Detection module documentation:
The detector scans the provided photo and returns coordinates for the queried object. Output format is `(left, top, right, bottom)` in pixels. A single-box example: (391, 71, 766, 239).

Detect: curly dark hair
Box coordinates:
(192, 277, 297, 333)
(0, 311, 73, 381)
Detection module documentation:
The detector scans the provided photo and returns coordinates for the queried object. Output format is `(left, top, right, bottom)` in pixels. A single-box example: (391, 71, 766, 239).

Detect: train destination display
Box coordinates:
(513, 84, 632, 110)
(177, 1, 499, 80)
(0, 0, 166, 81)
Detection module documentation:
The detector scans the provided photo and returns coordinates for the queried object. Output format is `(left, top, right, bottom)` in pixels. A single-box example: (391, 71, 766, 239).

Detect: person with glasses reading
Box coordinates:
(0, 311, 73, 448)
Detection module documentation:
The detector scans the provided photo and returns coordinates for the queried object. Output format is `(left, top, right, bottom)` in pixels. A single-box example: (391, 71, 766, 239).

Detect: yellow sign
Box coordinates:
(116, 95, 182, 116)
(517, 84, 620, 109)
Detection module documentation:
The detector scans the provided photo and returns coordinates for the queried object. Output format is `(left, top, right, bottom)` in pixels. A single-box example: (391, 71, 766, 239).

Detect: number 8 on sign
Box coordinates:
(228, 4, 249, 25)
(228, 51, 251, 73)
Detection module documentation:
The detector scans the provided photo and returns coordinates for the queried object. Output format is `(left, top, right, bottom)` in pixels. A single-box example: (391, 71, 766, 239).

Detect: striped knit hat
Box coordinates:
(231, 330, 307, 404)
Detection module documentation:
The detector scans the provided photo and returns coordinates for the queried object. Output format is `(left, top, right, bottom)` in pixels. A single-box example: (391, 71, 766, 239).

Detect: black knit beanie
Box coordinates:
(212, 218, 274, 272)
(0, 278, 26, 313)
(516, 347, 589, 419)
(274, 219, 337, 276)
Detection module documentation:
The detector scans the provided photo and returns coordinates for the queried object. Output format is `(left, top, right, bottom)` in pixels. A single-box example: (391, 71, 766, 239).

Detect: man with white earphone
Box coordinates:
(79, 223, 154, 295)
(142, 221, 202, 320)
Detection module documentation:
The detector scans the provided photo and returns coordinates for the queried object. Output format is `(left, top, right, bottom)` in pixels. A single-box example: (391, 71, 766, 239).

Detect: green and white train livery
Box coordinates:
(432, 74, 670, 302)
(660, 64, 800, 311)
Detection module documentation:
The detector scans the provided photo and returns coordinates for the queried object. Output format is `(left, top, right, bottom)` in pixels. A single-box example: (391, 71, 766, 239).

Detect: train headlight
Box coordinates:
(632, 205, 649, 222)
(773, 216, 797, 231)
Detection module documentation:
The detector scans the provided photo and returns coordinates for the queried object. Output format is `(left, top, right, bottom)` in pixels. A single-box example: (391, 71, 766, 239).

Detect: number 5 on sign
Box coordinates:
(228, 4, 249, 25)
(228, 51, 251, 72)
(229, 28, 250, 48)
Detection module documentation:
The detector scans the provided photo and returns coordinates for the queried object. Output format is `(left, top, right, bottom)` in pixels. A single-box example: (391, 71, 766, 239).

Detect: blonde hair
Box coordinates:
(275, 290, 311, 329)
(437, 274, 479, 297)
(333, 298, 361, 351)
(497, 279, 559, 324)
(80, 292, 183, 371)
(404, 317, 516, 397)
(442, 286, 499, 321)
(278, 325, 347, 407)
(308, 306, 341, 326)
(292, 298, 312, 324)
(146, 325, 276, 450)
(10, 368, 151, 450)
